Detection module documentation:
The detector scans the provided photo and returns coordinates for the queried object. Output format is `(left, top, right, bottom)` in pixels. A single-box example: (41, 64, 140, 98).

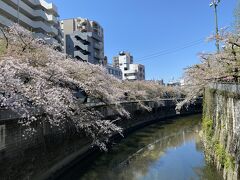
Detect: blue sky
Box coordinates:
(50, 0, 237, 82)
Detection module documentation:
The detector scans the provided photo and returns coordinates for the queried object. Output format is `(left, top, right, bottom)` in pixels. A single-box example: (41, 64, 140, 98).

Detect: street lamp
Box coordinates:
(210, 0, 220, 53)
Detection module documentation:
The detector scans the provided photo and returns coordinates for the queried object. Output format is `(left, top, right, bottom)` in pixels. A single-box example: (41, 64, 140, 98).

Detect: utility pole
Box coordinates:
(210, 0, 220, 53)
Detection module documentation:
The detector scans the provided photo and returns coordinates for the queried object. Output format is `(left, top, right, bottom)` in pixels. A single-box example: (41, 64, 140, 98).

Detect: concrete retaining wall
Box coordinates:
(203, 83, 240, 180)
(0, 99, 202, 180)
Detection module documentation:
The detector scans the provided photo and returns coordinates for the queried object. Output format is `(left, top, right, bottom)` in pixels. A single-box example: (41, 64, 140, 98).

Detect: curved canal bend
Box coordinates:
(59, 115, 222, 180)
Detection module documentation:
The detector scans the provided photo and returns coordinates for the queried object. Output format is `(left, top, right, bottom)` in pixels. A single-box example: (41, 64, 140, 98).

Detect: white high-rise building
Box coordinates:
(0, 0, 63, 46)
(113, 51, 145, 80)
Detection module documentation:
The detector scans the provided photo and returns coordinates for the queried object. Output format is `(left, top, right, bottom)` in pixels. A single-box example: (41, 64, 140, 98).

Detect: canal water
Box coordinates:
(63, 115, 222, 180)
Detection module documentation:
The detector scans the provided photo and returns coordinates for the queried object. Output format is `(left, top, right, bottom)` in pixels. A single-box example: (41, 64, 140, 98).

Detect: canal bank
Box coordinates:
(0, 99, 202, 180)
(202, 83, 240, 180)
(57, 115, 222, 180)
(42, 101, 201, 180)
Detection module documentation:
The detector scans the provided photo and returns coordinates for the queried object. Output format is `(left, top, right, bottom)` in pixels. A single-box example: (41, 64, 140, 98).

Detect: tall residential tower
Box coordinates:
(61, 18, 104, 64)
(0, 0, 63, 46)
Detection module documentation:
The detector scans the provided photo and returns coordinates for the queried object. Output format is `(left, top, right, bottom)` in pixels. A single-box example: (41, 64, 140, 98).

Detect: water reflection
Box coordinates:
(67, 115, 222, 180)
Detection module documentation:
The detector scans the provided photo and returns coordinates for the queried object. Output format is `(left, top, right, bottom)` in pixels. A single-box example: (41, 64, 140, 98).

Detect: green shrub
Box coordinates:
(215, 142, 226, 166)
(202, 117, 213, 140)
(225, 153, 235, 170)
(214, 142, 235, 170)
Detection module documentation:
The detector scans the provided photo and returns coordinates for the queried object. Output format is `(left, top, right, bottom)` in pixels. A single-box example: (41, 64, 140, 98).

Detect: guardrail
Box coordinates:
(0, 98, 192, 122)
(209, 83, 240, 94)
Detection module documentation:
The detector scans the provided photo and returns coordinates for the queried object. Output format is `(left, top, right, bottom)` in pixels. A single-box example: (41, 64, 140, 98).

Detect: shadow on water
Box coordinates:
(58, 114, 223, 180)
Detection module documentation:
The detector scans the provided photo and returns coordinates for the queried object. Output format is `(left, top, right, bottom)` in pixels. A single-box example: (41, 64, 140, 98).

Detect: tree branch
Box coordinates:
(0, 27, 8, 48)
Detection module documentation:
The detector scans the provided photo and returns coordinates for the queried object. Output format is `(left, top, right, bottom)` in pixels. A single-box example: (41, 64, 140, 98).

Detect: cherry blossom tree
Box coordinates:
(123, 80, 182, 100)
(0, 25, 128, 150)
(0, 24, 182, 149)
(177, 28, 240, 109)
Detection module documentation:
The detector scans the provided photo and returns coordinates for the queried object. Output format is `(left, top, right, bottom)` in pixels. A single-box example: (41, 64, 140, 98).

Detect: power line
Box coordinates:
(135, 38, 205, 63)
(137, 38, 203, 60)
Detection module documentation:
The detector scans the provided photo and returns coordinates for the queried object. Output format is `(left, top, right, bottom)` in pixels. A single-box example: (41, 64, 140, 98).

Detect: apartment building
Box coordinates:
(124, 64, 145, 80)
(106, 64, 122, 80)
(61, 18, 104, 64)
(113, 52, 133, 68)
(113, 51, 145, 80)
(0, 0, 63, 46)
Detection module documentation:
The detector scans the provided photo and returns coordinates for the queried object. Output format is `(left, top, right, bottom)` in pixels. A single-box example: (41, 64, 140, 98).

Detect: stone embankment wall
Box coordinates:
(203, 83, 240, 180)
(0, 99, 201, 180)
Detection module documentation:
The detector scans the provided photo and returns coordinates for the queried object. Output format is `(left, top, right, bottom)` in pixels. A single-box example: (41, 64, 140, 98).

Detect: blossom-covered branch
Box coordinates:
(0, 25, 182, 149)
(178, 29, 240, 109)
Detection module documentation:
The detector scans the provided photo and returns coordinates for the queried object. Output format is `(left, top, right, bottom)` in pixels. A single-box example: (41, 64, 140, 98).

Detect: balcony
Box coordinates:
(74, 42, 88, 51)
(79, 26, 88, 32)
(94, 52, 102, 59)
(125, 75, 137, 80)
(124, 69, 138, 74)
(74, 45, 90, 55)
(0, 14, 12, 27)
(81, 21, 88, 26)
(34, 32, 58, 44)
(22, 0, 59, 17)
(0, 1, 58, 35)
(94, 42, 102, 50)
(74, 33, 88, 41)
(4, 0, 58, 24)
(91, 32, 102, 41)
(74, 35, 90, 47)
(74, 51, 89, 61)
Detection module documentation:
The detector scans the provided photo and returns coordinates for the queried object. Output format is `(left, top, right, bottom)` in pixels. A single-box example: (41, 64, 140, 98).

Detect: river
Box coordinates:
(62, 114, 222, 180)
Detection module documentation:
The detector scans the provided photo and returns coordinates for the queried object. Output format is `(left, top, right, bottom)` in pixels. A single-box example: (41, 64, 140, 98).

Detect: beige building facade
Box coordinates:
(61, 18, 104, 64)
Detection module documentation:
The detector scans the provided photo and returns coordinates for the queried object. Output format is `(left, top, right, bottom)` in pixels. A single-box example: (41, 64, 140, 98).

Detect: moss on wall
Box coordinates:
(203, 88, 215, 119)
(202, 117, 213, 141)
(214, 142, 235, 170)
(203, 87, 238, 179)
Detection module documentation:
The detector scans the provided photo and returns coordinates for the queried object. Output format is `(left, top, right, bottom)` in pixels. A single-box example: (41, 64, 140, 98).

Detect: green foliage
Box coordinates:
(203, 88, 215, 117)
(202, 88, 215, 141)
(225, 154, 235, 170)
(203, 88, 236, 170)
(202, 90, 207, 118)
(214, 142, 226, 166)
(202, 117, 213, 140)
(214, 142, 235, 170)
